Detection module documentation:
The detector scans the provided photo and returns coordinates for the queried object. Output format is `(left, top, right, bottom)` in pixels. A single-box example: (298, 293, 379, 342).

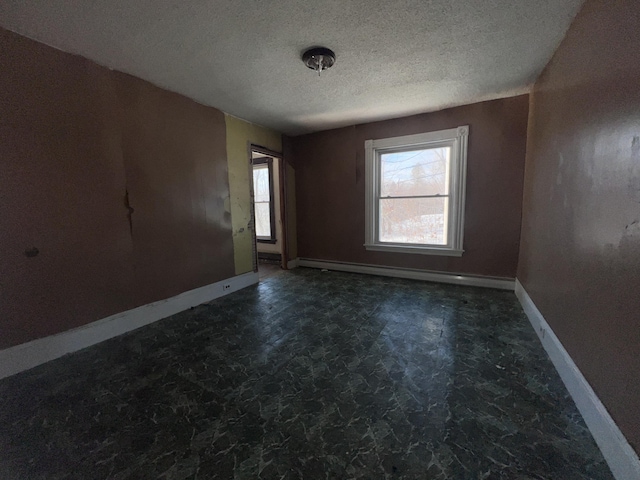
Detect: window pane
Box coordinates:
(380, 147, 450, 197)
(253, 166, 270, 202)
(379, 197, 447, 245)
(255, 202, 271, 238)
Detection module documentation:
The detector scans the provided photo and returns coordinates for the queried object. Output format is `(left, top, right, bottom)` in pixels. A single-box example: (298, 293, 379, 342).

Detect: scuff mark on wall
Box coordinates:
(24, 247, 39, 258)
(124, 188, 135, 237)
(623, 219, 640, 237)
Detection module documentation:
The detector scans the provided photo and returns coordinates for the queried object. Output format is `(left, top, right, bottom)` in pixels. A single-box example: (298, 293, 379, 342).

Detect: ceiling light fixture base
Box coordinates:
(302, 47, 336, 76)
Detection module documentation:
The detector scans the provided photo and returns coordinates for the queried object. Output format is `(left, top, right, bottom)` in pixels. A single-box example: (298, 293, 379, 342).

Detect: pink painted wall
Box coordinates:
(292, 95, 529, 278)
(0, 28, 234, 348)
(518, 0, 640, 452)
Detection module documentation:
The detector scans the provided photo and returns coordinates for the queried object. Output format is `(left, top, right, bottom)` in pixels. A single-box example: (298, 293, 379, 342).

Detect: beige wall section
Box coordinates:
(225, 115, 282, 274)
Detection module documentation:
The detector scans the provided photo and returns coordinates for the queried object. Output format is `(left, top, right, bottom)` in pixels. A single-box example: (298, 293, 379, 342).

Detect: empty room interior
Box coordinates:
(1, 0, 639, 478)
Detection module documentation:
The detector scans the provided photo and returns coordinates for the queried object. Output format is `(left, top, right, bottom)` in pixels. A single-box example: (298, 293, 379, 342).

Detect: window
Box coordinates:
(252, 157, 276, 243)
(364, 126, 469, 256)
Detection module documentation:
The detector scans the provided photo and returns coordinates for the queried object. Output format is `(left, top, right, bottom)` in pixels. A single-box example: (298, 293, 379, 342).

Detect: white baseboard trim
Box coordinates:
(298, 258, 515, 290)
(287, 258, 299, 269)
(515, 279, 640, 480)
(0, 271, 259, 380)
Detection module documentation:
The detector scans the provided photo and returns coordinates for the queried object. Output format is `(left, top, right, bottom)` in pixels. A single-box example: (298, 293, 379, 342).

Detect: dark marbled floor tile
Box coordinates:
(0, 268, 614, 479)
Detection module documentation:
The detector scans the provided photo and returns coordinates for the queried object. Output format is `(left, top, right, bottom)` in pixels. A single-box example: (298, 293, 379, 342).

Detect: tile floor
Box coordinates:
(0, 268, 613, 479)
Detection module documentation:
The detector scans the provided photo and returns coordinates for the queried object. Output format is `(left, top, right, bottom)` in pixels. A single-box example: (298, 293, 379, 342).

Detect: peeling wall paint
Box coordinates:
(224, 115, 282, 274)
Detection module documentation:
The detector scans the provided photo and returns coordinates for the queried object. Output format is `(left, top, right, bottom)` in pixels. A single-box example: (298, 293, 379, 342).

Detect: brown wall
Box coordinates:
(282, 135, 298, 261)
(0, 28, 234, 349)
(518, 0, 640, 452)
(292, 96, 529, 278)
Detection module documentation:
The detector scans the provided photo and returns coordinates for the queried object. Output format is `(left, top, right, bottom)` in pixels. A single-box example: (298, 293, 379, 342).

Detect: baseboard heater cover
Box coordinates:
(298, 258, 515, 290)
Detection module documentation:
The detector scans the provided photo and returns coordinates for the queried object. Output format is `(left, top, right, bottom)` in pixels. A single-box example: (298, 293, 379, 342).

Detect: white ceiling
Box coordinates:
(0, 0, 584, 135)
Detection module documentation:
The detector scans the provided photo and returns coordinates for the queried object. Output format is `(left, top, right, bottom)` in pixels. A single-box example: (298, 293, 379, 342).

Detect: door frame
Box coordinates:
(248, 144, 288, 271)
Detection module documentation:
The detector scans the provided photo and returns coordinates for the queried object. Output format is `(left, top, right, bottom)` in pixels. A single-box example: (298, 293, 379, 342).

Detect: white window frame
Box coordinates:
(252, 159, 276, 243)
(364, 125, 469, 256)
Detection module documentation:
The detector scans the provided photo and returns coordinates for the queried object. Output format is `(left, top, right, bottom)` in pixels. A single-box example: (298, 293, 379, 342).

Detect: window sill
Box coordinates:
(363, 244, 464, 257)
(257, 238, 277, 244)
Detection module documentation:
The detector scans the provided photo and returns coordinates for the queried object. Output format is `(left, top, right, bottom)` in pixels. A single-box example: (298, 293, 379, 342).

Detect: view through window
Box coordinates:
(379, 147, 450, 245)
(253, 163, 272, 239)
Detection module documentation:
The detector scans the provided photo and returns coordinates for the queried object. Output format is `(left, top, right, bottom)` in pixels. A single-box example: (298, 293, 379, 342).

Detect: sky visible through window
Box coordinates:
(379, 147, 450, 245)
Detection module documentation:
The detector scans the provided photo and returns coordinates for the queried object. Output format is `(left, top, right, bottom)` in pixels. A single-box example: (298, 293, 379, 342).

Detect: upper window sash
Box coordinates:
(376, 140, 453, 200)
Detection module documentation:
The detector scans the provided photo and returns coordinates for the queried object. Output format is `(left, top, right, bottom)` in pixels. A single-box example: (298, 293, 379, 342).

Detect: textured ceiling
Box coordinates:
(0, 0, 584, 135)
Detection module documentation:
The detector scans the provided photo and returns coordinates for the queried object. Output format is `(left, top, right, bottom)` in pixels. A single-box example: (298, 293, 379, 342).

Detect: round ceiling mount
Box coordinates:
(302, 47, 335, 75)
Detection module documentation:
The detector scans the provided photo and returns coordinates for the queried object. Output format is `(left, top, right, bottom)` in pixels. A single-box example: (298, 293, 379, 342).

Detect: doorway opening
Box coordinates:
(250, 147, 286, 280)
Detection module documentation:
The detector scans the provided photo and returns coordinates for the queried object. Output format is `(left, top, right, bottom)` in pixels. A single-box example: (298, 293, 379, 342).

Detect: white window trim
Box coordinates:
(252, 161, 275, 242)
(364, 125, 469, 256)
